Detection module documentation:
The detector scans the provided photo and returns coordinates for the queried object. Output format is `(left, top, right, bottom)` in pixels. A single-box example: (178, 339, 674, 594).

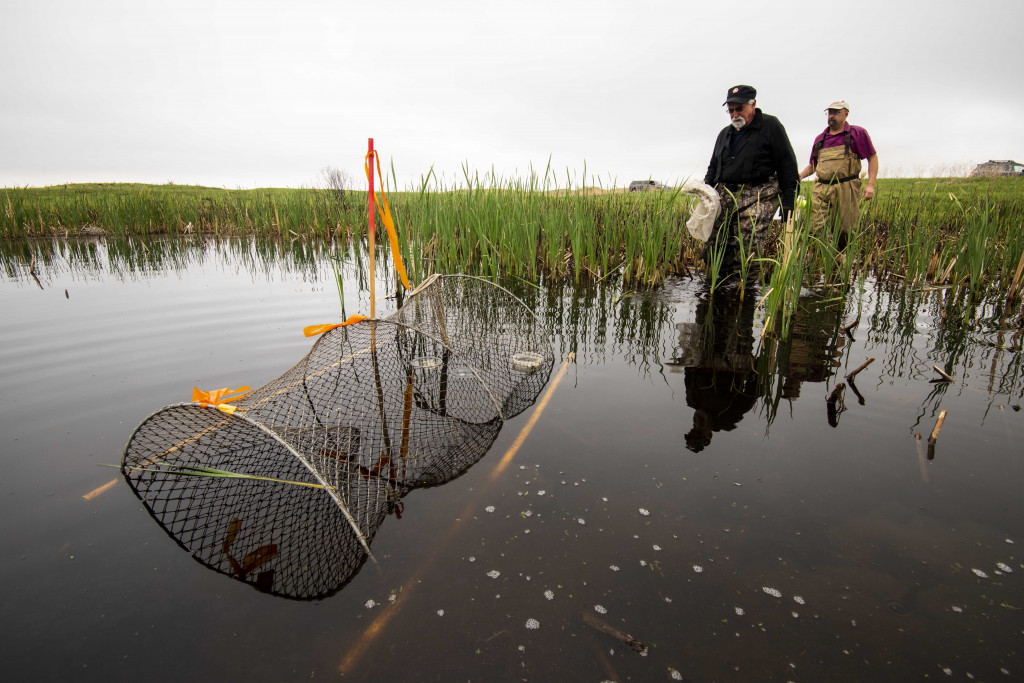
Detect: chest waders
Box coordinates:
(810, 131, 862, 247)
(704, 176, 781, 276)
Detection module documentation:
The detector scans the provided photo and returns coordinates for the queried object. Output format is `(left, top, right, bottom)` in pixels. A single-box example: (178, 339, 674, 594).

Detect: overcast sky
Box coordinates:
(2, 0, 1021, 190)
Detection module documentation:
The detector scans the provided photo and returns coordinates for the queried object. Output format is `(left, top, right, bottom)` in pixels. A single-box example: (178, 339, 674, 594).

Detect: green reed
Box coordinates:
(4, 175, 1023, 324)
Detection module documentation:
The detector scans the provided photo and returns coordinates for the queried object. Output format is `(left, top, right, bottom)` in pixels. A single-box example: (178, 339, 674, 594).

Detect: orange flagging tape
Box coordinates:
(303, 314, 370, 338)
(364, 150, 412, 291)
(192, 386, 250, 412)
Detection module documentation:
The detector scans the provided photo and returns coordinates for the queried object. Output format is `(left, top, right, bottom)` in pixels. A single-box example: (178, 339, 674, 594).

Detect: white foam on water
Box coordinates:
(544, 590, 554, 600)
(485, 505, 495, 513)
(762, 586, 782, 598)
(972, 568, 989, 578)
(594, 604, 607, 614)
(525, 618, 540, 630)
(364, 599, 376, 609)
(487, 570, 501, 579)
(996, 562, 1012, 573)
(735, 606, 745, 616)
(693, 565, 704, 573)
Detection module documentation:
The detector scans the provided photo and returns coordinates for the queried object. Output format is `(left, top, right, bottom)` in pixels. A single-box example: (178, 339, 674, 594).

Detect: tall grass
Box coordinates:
(3, 175, 1023, 315)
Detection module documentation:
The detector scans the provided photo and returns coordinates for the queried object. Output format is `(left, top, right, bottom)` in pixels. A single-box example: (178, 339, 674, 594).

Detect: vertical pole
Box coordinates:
(367, 137, 376, 317)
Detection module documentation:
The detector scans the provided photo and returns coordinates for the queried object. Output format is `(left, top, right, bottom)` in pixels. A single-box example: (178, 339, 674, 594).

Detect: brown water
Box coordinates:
(1, 237, 1021, 681)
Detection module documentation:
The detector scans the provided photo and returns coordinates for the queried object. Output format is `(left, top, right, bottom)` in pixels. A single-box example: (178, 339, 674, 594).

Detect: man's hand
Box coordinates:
(863, 184, 875, 200)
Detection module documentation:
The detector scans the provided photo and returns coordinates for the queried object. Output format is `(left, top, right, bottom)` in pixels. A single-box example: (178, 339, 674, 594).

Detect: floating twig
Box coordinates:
(845, 357, 875, 380)
(932, 365, 954, 383)
(840, 318, 860, 335)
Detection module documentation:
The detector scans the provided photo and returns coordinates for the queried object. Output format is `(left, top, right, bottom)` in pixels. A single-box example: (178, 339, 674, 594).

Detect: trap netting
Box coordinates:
(121, 274, 554, 599)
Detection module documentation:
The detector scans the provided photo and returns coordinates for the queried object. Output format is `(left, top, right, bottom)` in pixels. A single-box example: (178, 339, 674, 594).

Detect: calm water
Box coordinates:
(2, 237, 1022, 682)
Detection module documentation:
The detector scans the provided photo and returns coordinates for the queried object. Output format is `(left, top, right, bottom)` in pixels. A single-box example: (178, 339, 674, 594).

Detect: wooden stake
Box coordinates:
(367, 137, 376, 318)
(845, 356, 875, 380)
(932, 365, 954, 382)
(928, 409, 947, 443)
(926, 409, 947, 459)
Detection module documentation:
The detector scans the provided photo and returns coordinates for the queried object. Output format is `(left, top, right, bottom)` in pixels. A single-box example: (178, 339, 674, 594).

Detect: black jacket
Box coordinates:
(704, 109, 798, 210)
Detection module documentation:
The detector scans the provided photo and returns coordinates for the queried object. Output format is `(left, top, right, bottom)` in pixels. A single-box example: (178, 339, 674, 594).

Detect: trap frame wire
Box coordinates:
(121, 274, 554, 599)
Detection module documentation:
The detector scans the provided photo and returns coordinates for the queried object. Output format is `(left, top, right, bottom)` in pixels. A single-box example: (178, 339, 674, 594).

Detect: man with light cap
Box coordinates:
(799, 100, 878, 250)
(704, 84, 798, 274)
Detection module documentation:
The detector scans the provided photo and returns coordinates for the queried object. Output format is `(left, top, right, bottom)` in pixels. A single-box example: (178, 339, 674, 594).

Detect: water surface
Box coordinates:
(2, 237, 1021, 681)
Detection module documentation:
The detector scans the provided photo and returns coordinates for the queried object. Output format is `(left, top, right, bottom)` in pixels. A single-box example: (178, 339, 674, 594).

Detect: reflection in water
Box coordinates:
(669, 285, 848, 448)
(3, 235, 1021, 435)
(3, 235, 1023, 679)
(672, 288, 759, 452)
(121, 275, 553, 599)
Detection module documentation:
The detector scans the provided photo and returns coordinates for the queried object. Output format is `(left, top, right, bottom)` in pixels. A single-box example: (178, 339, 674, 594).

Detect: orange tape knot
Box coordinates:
(303, 314, 370, 338)
(193, 386, 250, 414)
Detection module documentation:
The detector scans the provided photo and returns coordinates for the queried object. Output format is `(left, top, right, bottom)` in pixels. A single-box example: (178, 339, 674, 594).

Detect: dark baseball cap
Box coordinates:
(723, 84, 756, 105)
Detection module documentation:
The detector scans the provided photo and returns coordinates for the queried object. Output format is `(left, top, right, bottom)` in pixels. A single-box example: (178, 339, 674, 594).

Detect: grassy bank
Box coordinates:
(4, 175, 1023, 303)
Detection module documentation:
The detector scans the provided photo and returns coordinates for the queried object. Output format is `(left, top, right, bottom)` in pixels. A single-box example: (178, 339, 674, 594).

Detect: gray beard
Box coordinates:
(731, 117, 746, 130)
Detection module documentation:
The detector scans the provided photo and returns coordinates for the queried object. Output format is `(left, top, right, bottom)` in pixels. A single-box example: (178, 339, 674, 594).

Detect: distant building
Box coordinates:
(970, 160, 1024, 177)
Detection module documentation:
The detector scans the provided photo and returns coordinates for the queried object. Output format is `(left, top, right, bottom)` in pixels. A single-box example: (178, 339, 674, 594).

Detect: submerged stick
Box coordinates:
(581, 610, 648, 655)
(845, 357, 875, 380)
(826, 382, 846, 428)
(841, 318, 860, 336)
(847, 377, 866, 405)
(914, 433, 930, 481)
(932, 365, 954, 382)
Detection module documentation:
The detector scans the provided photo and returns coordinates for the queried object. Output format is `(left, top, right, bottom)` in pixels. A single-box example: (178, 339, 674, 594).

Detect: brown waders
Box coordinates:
(810, 132, 862, 250)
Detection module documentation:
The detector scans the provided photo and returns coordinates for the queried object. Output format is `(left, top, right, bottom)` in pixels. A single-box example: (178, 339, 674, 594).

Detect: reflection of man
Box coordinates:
(798, 100, 878, 250)
(777, 293, 845, 400)
(704, 84, 799, 272)
(674, 287, 759, 452)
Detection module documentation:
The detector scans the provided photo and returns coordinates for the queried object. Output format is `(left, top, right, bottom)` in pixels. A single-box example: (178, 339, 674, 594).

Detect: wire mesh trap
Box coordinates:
(121, 274, 554, 599)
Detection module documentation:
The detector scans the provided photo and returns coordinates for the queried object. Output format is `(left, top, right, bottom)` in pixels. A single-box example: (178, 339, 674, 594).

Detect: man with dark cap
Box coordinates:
(799, 100, 878, 250)
(703, 85, 798, 274)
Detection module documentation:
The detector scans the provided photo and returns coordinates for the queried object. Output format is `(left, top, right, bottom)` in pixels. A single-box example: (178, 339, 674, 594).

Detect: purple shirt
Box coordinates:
(809, 123, 876, 165)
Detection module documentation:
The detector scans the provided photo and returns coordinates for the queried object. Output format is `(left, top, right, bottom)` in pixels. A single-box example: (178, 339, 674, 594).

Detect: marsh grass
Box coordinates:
(4, 175, 1023, 322)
